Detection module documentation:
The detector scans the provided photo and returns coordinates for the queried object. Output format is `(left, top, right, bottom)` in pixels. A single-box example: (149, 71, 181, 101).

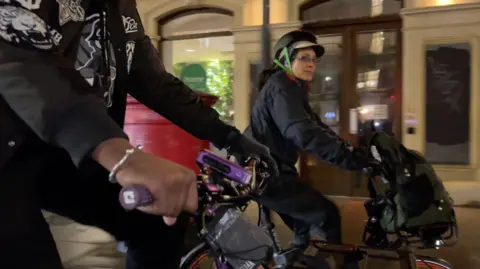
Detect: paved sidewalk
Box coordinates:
(49, 198, 480, 269)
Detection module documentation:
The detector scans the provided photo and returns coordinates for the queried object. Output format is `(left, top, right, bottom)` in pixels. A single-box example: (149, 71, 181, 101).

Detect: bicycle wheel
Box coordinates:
(416, 256, 454, 269)
(180, 242, 271, 269)
(180, 243, 215, 269)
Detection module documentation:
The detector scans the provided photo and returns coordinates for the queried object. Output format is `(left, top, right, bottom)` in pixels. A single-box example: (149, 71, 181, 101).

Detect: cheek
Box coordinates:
(291, 63, 302, 74)
(293, 62, 306, 72)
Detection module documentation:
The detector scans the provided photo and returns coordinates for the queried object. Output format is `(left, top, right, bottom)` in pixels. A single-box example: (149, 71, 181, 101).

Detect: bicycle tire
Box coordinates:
(181, 245, 453, 269)
(416, 255, 454, 269)
(180, 243, 270, 269)
(180, 243, 210, 269)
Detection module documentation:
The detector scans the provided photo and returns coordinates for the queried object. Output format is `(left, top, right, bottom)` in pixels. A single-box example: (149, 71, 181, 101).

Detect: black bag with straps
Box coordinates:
(365, 132, 455, 235)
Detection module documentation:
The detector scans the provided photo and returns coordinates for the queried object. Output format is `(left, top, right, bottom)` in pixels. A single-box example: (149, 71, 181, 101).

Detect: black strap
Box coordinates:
(105, 0, 129, 127)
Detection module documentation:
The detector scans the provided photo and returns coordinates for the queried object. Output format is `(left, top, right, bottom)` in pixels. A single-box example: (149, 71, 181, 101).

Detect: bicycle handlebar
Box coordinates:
(119, 184, 153, 210)
(117, 150, 377, 211)
(118, 150, 269, 211)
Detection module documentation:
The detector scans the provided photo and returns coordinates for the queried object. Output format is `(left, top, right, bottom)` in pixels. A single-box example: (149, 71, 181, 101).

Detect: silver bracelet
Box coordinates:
(108, 145, 143, 183)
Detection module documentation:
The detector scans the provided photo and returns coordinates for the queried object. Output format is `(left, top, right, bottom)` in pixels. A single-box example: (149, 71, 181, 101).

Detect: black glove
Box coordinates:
(225, 131, 279, 177)
(351, 147, 383, 175)
(363, 158, 383, 177)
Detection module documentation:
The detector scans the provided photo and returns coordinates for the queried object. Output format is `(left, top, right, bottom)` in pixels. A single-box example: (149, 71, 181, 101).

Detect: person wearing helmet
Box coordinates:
(245, 30, 377, 268)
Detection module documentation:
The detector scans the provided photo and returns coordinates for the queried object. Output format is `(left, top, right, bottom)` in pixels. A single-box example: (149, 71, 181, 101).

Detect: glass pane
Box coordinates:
(302, 0, 401, 22)
(164, 36, 234, 156)
(303, 34, 354, 197)
(161, 13, 233, 37)
(425, 43, 471, 165)
(249, 60, 262, 110)
(168, 36, 234, 64)
(356, 30, 397, 139)
(353, 30, 398, 197)
(167, 36, 234, 125)
(310, 35, 343, 135)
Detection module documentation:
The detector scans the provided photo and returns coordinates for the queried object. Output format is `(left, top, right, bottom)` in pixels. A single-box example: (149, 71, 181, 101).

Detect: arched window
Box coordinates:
(159, 9, 235, 130)
(301, 0, 402, 22)
(160, 10, 233, 38)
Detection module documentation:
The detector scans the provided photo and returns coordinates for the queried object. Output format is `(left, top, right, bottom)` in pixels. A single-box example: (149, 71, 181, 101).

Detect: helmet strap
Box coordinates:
(274, 47, 294, 77)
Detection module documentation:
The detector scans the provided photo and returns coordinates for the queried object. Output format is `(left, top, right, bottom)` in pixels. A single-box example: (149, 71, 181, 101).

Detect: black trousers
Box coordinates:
(0, 140, 188, 269)
(256, 173, 342, 243)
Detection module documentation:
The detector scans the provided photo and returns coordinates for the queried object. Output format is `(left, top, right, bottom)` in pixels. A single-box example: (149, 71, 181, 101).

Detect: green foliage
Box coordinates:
(172, 62, 187, 77)
(173, 60, 234, 125)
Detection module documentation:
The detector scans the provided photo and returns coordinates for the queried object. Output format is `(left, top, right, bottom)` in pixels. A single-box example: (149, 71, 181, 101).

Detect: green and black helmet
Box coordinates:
(273, 29, 325, 74)
(274, 30, 325, 61)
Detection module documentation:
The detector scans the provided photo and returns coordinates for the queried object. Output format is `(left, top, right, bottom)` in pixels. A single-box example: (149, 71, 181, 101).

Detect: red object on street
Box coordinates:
(124, 92, 219, 172)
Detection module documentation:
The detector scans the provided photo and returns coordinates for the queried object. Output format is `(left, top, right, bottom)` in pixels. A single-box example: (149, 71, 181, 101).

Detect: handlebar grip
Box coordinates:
(119, 185, 153, 210)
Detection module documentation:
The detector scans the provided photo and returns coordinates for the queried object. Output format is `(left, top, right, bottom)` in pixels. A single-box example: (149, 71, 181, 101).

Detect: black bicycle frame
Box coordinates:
(256, 204, 423, 269)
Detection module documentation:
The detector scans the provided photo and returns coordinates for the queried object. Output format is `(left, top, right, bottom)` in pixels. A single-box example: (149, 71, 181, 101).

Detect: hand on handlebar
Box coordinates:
(118, 150, 273, 217)
(360, 156, 384, 179)
(349, 146, 383, 176)
(115, 150, 198, 226)
(226, 133, 279, 177)
(363, 159, 383, 175)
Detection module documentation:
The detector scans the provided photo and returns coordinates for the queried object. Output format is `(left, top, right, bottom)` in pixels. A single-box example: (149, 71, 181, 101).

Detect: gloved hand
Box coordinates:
(225, 131, 279, 177)
(363, 158, 383, 176)
(351, 147, 383, 175)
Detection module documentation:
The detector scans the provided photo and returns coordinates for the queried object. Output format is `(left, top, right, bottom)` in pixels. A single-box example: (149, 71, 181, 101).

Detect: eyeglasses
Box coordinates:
(294, 55, 321, 64)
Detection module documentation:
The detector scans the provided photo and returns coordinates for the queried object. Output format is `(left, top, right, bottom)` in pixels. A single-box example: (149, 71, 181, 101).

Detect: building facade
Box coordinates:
(135, 0, 480, 204)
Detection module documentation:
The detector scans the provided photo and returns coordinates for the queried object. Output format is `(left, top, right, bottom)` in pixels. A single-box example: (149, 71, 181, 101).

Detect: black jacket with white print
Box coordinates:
(0, 0, 237, 169)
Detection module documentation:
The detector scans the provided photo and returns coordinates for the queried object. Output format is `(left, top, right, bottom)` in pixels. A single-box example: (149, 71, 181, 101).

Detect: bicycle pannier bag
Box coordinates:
(204, 206, 274, 269)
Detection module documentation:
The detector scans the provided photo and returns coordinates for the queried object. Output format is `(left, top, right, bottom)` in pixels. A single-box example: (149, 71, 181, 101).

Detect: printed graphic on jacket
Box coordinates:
(0, 5, 62, 50)
(57, 0, 85, 25)
(75, 13, 117, 107)
(75, 12, 137, 107)
(122, 15, 138, 34)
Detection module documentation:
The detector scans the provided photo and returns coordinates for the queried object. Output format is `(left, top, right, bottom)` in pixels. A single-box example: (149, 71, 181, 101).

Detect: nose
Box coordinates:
(304, 60, 314, 67)
(306, 61, 315, 69)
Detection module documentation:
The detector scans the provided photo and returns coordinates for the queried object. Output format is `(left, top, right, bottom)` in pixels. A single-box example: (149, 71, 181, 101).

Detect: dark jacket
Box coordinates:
(0, 0, 236, 170)
(246, 71, 360, 174)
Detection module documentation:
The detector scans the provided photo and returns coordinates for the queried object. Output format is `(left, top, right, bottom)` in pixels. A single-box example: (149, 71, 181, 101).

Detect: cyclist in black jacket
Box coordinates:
(0, 0, 277, 268)
(246, 30, 377, 269)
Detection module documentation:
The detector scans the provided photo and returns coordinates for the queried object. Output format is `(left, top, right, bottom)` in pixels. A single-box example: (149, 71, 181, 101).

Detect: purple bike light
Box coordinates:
(196, 150, 252, 185)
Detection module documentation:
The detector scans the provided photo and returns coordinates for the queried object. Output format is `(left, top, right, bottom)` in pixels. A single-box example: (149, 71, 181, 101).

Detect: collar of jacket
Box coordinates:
(284, 72, 311, 93)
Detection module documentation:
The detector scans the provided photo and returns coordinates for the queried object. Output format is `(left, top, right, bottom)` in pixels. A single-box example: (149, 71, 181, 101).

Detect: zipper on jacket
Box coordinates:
(99, 6, 113, 107)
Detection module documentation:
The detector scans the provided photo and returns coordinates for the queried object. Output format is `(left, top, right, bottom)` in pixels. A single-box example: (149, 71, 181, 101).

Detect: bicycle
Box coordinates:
(118, 149, 457, 269)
